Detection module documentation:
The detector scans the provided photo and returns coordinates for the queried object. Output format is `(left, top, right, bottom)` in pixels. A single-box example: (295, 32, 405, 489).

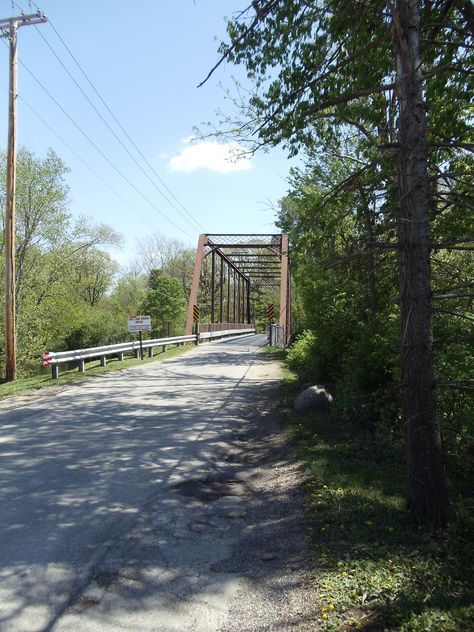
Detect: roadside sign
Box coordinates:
(267, 303, 274, 322)
(193, 305, 200, 323)
(128, 315, 152, 332)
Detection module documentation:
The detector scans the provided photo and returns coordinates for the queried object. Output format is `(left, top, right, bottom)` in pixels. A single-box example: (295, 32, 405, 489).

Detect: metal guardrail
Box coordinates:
(42, 329, 256, 379)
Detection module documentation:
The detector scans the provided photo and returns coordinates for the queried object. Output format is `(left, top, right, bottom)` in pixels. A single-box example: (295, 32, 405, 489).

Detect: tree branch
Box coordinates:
(197, 0, 279, 88)
(436, 381, 474, 393)
(433, 308, 474, 321)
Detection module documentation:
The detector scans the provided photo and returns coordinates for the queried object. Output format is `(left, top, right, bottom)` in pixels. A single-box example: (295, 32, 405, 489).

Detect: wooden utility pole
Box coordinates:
(0, 11, 47, 381)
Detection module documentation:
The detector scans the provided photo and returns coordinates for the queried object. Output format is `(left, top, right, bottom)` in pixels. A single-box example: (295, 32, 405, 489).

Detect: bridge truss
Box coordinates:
(185, 234, 291, 346)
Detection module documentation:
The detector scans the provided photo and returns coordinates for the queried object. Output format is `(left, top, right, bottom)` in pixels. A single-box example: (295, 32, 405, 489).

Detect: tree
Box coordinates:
(203, 0, 473, 525)
(0, 147, 123, 374)
(141, 274, 186, 337)
(108, 271, 148, 319)
(72, 249, 119, 307)
(137, 231, 195, 299)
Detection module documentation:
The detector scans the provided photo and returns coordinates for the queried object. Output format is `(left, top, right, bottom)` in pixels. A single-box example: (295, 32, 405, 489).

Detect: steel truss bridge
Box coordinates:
(184, 234, 291, 346)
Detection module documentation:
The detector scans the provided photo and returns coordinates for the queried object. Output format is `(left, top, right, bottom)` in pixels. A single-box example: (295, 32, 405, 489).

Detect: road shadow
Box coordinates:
(0, 338, 317, 631)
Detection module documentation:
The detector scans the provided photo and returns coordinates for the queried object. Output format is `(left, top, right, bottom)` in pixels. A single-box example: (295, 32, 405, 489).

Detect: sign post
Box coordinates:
(128, 315, 152, 360)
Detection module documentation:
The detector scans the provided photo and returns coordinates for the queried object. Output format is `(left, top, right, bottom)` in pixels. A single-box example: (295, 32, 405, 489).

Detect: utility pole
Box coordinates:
(0, 11, 47, 381)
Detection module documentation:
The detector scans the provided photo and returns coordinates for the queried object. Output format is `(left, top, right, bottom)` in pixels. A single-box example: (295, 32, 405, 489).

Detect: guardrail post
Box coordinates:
(162, 345, 167, 353)
(148, 347, 154, 358)
(134, 349, 140, 358)
(100, 356, 107, 367)
(52, 365, 59, 380)
(117, 352, 124, 361)
(78, 359, 85, 372)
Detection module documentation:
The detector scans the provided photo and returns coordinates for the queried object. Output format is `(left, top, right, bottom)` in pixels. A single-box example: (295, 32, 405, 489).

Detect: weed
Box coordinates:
(273, 351, 474, 631)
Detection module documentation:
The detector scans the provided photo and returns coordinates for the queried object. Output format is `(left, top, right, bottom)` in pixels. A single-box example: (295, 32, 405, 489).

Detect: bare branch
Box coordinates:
(197, 0, 279, 88)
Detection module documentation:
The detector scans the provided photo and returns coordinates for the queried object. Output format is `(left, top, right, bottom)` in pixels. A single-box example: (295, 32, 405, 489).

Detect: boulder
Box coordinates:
(294, 384, 333, 413)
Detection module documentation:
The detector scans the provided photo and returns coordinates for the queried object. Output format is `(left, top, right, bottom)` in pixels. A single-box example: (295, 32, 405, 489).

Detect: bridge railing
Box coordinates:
(198, 328, 255, 341)
(198, 322, 254, 333)
(42, 328, 256, 379)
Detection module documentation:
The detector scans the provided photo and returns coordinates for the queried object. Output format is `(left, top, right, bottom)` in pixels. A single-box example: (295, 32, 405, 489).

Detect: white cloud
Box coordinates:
(169, 140, 252, 174)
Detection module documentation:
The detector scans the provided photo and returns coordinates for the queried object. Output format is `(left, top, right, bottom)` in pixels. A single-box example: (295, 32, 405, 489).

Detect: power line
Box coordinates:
(16, 92, 158, 231)
(14, 53, 196, 240)
(1, 91, 193, 305)
(27, 0, 205, 233)
(33, 24, 204, 234)
(47, 18, 205, 230)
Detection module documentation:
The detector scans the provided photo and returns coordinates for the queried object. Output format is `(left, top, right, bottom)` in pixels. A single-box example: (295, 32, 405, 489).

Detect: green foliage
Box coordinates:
(63, 308, 122, 351)
(0, 147, 129, 376)
(141, 274, 186, 337)
(277, 362, 474, 631)
(286, 330, 318, 375)
(137, 232, 195, 300)
(215, 0, 473, 463)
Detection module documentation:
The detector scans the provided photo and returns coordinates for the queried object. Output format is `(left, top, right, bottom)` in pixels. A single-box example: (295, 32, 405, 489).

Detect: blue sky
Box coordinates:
(0, 0, 296, 267)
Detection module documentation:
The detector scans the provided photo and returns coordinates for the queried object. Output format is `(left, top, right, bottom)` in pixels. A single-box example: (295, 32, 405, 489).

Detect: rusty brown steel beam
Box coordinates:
(279, 234, 290, 346)
(185, 234, 207, 335)
(211, 249, 216, 323)
(205, 244, 250, 282)
(208, 244, 280, 250)
(219, 256, 224, 322)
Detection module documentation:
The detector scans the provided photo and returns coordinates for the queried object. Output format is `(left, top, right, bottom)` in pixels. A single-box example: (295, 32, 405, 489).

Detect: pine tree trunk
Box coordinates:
(394, 0, 448, 526)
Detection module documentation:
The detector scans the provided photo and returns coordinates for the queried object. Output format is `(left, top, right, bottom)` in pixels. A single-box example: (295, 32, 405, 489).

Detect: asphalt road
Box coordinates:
(0, 334, 316, 632)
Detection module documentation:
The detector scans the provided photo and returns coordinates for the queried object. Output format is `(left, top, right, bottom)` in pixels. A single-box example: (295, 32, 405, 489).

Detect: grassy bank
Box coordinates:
(0, 344, 193, 401)
(272, 351, 473, 631)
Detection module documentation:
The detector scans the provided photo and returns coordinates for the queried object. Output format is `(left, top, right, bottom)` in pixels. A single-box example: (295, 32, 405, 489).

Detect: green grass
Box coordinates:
(0, 344, 194, 400)
(274, 357, 474, 631)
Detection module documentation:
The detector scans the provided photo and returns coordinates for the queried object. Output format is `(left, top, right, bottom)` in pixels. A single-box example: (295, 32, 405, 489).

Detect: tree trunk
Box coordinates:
(393, 0, 448, 526)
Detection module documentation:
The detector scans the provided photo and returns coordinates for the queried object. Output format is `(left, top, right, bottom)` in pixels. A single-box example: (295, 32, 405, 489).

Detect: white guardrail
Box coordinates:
(42, 328, 256, 379)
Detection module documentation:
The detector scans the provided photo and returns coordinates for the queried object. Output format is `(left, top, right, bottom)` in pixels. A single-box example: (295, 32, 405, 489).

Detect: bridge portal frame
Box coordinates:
(185, 233, 291, 346)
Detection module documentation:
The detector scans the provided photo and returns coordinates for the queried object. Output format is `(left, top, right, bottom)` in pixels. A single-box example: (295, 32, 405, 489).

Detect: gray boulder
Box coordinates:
(294, 384, 333, 413)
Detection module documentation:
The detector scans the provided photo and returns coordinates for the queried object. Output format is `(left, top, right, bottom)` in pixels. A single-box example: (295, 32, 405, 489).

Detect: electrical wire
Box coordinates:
(16, 92, 157, 231)
(1, 90, 192, 305)
(27, 0, 205, 233)
(14, 54, 195, 240)
(32, 24, 204, 234)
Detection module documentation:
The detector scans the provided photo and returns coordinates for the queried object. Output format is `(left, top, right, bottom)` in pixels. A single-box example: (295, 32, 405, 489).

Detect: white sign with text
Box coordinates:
(128, 315, 152, 332)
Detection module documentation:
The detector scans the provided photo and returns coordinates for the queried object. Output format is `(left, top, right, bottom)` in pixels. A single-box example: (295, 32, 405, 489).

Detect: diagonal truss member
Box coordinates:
(185, 233, 291, 345)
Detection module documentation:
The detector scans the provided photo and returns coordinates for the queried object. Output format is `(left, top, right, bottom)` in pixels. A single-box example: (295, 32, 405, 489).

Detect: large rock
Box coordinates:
(294, 384, 333, 413)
